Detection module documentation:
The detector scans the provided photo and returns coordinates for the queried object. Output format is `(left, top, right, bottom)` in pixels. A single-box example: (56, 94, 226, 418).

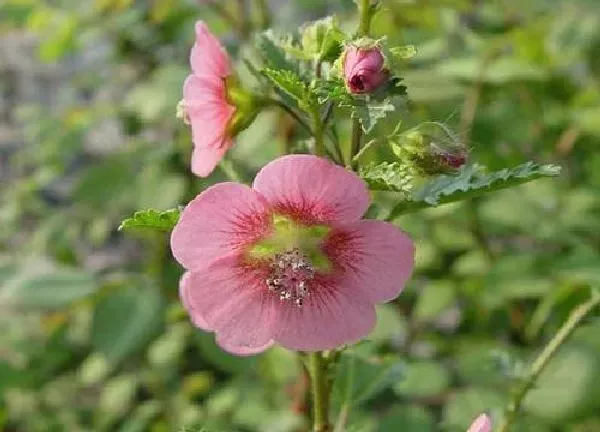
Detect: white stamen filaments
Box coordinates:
(265, 249, 315, 307)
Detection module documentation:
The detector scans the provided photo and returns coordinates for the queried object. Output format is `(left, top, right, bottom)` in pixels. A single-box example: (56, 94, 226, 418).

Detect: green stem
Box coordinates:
(312, 109, 326, 157)
(358, 0, 372, 37)
(350, 119, 362, 170)
(312, 60, 326, 157)
(310, 352, 330, 432)
(498, 291, 600, 432)
(349, 0, 372, 169)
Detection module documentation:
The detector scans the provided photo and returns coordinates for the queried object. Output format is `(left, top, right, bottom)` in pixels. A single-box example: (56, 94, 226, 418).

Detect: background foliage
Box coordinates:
(1, 0, 600, 431)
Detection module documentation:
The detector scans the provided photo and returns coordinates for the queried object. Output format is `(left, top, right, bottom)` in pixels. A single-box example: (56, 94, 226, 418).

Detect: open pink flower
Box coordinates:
(171, 155, 415, 355)
(467, 414, 492, 432)
(182, 21, 236, 177)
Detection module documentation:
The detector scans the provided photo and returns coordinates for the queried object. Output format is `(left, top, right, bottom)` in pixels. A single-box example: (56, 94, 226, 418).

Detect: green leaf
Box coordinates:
(389, 45, 417, 61)
(393, 361, 451, 398)
(360, 162, 414, 197)
(388, 162, 561, 218)
(300, 16, 345, 61)
(118, 208, 180, 233)
(256, 30, 300, 71)
(443, 387, 505, 431)
(262, 68, 315, 111)
(377, 405, 436, 432)
(317, 79, 400, 132)
(353, 99, 396, 133)
(0, 258, 97, 309)
(413, 280, 456, 323)
(524, 344, 600, 424)
(91, 287, 164, 362)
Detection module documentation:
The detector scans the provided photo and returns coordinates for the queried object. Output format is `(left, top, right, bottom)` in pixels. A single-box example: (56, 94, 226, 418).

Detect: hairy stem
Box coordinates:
(349, 120, 362, 170)
(349, 0, 372, 169)
(358, 0, 372, 37)
(312, 110, 326, 157)
(309, 352, 330, 432)
(498, 291, 600, 432)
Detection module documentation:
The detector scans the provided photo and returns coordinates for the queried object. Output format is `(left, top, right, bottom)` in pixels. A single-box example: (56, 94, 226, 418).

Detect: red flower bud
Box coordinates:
(343, 45, 388, 94)
(439, 151, 467, 169)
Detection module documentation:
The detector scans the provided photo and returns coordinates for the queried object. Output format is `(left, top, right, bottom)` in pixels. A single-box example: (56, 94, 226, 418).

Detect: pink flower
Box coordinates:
(182, 21, 236, 177)
(343, 44, 389, 94)
(171, 155, 415, 355)
(467, 414, 493, 432)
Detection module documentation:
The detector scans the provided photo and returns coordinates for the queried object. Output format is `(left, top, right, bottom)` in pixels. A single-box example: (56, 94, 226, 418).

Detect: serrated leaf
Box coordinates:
(256, 30, 300, 71)
(360, 162, 414, 197)
(317, 79, 399, 133)
(353, 99, 395, 133)
(118, 208, 180, 233)
(388, 162, 561, 218)
(262, 68, 317, 112)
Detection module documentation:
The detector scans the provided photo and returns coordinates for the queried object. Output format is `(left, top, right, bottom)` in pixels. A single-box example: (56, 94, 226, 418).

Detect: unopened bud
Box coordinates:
(343, 42, 389, 94)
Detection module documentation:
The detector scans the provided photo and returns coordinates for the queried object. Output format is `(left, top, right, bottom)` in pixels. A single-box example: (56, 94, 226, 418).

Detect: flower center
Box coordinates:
(265, 248, 315, 307)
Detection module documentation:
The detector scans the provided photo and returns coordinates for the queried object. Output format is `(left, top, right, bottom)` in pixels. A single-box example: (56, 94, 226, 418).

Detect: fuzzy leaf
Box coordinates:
(387, 162, 561, 218)
(360, 162, 414, 197)
(256, 30, 299, 72)
(353, 99, 395, 133)
(262, 68, 316, 111)
(118, 208, 180, 233)
(317, 79, 399, 132)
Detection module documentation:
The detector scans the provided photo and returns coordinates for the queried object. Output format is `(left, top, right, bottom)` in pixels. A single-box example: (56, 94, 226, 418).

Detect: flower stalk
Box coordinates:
(350, 0, 373, 168)
(309, 351, 331, 432)
(497, 291, 600, 432)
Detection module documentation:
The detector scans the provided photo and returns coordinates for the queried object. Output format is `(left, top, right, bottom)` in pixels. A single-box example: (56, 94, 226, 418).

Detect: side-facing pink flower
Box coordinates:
(171, 155, 415, 355)
(343, 43, 389, 94)
(182, 21, 236, 177)
(467, 414, 493, 432)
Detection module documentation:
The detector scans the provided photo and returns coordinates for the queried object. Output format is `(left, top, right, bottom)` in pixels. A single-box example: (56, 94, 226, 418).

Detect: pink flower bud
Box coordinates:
(343, 44, 389, 94)
(439, 149, 468, 169)
(467, 413, 492, 432)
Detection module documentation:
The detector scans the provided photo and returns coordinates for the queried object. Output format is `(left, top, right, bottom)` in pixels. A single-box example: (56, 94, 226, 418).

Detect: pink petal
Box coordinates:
(274, 278, 376, 351)
(171, 183, 272, 270)
(343, 46, 360, 77)
(179, 272, 212, 331)
(183, 75, 235, 156)
(252, 155, 370, 224)
(184, 256, 279, 355)
(215, 335, 274, 356)
(467, 414, 492, 432)
(190, 21, 231, 78)
(191, 136, 232, 177)
(323, 220, 414, 303)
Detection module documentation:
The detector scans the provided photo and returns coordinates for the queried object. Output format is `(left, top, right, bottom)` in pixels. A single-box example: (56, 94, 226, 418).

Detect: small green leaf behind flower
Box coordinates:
(118, 208, 181, 233)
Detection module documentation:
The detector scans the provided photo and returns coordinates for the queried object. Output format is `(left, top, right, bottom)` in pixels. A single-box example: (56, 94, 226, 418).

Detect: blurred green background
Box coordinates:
(1, 0, 600, 431)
